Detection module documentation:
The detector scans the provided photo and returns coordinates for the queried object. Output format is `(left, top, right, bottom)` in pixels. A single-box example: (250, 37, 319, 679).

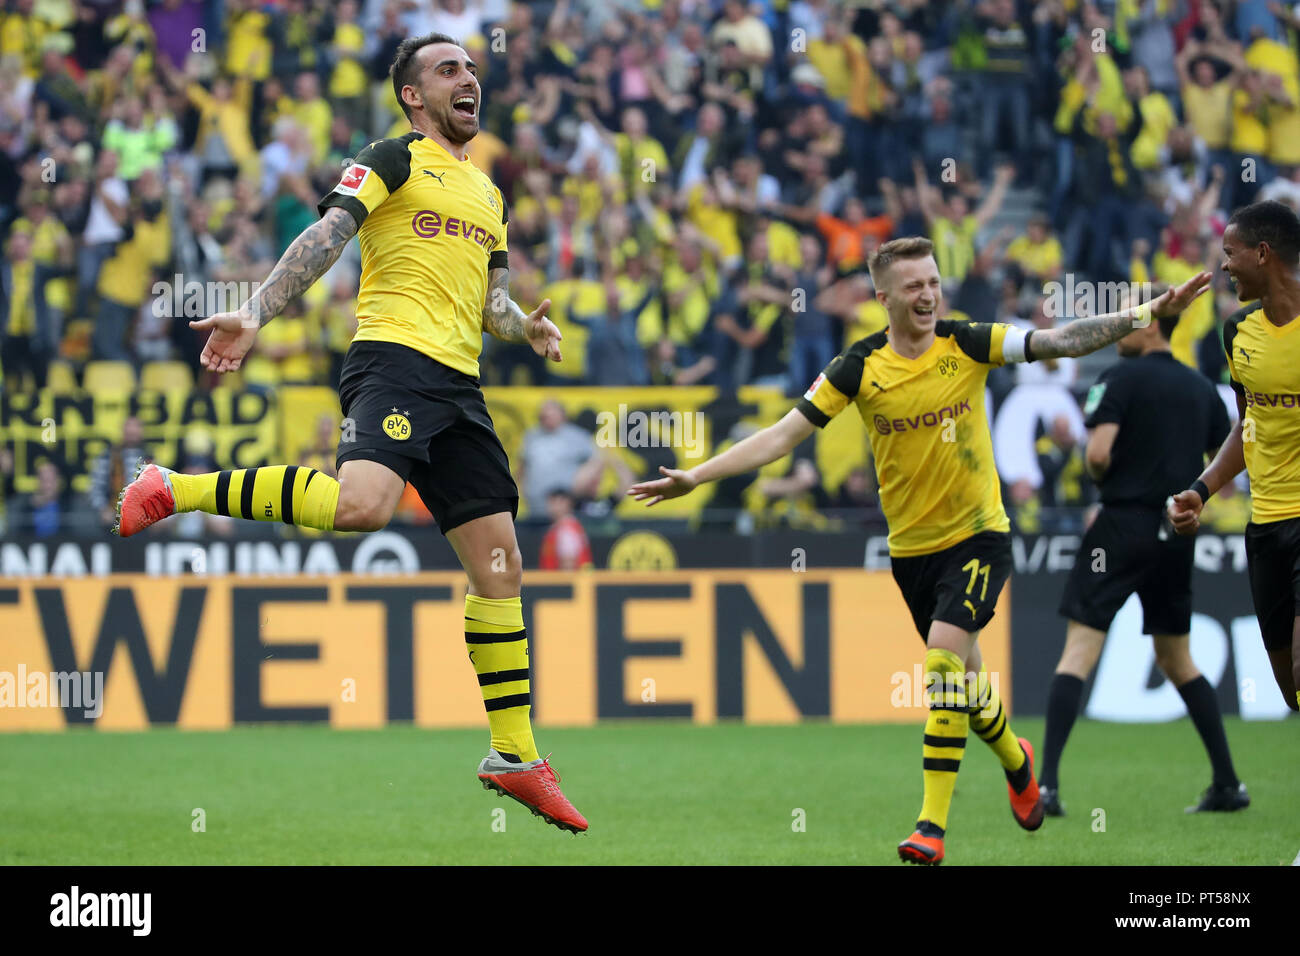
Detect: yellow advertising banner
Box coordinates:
(1, 388, 279, 495)
(3, 384, 871, 521)
(0, 571, 1009, 731)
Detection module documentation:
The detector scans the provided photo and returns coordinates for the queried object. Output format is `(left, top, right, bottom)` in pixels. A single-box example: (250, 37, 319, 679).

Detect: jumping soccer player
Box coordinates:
(1170, 199, 1300, 714)
(629, 237, 1210, 864)
(114, 33, 587, 833)
(1041, 301, 1247, 817)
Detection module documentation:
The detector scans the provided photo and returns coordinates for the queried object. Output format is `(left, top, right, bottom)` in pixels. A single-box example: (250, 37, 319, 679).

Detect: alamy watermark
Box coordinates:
(0, 665, 103, 718)
(891, 664, 1001, 717)
(150, 274, 260, 319)
(50, 886, 150, 936)
(1043, 276, 1154, 323)
(595, 404, 704, 458)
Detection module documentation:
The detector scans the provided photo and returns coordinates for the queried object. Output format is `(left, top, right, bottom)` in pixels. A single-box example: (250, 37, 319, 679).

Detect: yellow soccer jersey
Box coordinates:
(798, 321, 1032, 556)
(317, 131, 508, 378)
(1224, 304, 1300, 523)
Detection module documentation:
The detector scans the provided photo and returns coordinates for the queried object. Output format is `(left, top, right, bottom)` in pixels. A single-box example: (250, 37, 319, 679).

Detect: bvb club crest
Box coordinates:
(383, 409, 411, 440)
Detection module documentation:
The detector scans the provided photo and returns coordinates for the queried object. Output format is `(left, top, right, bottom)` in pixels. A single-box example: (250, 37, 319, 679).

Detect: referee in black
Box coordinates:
(1037, 297, 1248, 816)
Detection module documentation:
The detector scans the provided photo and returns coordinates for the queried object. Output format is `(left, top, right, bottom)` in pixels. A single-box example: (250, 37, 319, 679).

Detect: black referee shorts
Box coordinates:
(1057, 505, 1192, 635)
(335, 341, 518, 533)
(1244, 516, 1300, 652)
(891, 532, 1013, 640)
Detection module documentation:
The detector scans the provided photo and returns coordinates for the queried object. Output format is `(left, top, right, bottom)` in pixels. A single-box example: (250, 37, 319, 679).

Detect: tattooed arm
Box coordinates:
(482, 266, 563, 361)
(188, 207, 359, 373)
(1029, 310, 1149, 360)
(245, 207, 358, 325)
(482, 267, 529, 343)
(1030, 271, 1214, 360)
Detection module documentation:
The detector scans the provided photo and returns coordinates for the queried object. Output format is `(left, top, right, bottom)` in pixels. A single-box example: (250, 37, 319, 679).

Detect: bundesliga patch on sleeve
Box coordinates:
(334, 164, 371, 197)
(804, 373, 827, 400)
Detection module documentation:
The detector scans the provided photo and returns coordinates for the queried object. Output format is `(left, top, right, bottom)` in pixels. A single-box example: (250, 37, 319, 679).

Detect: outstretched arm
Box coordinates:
(246, 206, 357, 325)
(483, 266, 562, 361)
(627, 409, 816, 505)
(188, 206, 358, 373)
(1030, 271, 1213, 360)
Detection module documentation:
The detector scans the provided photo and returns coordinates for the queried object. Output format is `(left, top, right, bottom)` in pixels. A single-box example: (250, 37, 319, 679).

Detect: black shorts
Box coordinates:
(335, 341, 518, 533)
(890, 531, 1012, 641)
(1058, 505, 1193, 635)
(1244, 516, 1300, 652)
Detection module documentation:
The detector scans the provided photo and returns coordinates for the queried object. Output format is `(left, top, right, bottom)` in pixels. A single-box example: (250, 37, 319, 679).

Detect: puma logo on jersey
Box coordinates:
(1238, 346, 1252, 365)
(423, 170, 446, 186)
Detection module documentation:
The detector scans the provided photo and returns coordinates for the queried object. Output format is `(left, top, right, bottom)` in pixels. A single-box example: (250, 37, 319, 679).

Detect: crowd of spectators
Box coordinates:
(1, 0, 1286, 537)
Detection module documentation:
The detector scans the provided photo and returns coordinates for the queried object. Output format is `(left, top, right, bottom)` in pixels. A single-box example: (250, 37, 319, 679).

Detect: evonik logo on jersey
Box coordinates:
(410, 210, 500, 250)
(1244, 390, 1300, 408)
(873, 398, 972, 435)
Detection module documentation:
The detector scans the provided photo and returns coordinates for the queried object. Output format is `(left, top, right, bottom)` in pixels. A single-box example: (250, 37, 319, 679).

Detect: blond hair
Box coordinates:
(867, 236, 936, 287)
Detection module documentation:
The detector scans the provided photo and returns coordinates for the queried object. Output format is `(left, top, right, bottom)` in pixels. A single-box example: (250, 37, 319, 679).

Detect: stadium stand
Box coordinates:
(0, 0, 1272, 539)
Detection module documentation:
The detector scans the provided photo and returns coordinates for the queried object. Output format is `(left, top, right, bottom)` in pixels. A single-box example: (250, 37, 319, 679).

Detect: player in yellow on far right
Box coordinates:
(1170, 200, 1300, 713)
(630, 237, 1211, 865)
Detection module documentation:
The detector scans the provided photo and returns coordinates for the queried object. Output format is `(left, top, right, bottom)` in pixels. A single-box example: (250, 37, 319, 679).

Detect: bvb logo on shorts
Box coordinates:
(382, 408, 412, 441)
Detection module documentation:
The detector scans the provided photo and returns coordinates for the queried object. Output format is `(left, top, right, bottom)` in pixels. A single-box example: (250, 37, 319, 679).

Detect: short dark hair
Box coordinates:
(1228, 200, 1300, 267)
(390, 32, 461, 120)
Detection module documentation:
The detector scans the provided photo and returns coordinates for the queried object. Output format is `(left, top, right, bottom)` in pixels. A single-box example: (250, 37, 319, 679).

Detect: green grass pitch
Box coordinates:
(1, 719, 1295, 865)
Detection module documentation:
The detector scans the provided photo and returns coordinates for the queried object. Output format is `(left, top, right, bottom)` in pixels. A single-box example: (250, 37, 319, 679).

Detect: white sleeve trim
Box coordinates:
(1002, 326, 1030, 364)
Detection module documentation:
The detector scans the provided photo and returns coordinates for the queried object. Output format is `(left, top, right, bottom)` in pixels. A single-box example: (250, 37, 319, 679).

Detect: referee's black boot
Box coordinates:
(1185, 781, 1250, 813)
(1039, 786, 1065, 817)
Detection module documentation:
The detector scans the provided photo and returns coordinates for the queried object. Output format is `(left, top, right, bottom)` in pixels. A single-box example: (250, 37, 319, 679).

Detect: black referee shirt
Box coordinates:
(1082, 350, 1230, 509)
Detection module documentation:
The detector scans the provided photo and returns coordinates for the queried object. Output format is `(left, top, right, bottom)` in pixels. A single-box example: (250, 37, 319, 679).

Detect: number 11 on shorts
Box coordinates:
(962, 558, 990, 602)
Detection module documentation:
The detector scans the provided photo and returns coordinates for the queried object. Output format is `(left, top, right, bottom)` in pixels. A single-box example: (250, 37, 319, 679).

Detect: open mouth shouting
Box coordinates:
(453, 93, 477, 118)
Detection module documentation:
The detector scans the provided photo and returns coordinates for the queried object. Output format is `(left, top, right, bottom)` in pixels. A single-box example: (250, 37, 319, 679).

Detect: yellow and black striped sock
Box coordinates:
(919, 647, 969, 831)
(968, 665, 1029, 786)
(464, 594, 539, 763)
(169, 466, 339, 530)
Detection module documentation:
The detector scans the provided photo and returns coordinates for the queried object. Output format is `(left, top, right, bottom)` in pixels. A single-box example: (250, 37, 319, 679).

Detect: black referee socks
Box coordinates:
(1176, 676, 1239, 789)
(1039, 673, 1085, 791)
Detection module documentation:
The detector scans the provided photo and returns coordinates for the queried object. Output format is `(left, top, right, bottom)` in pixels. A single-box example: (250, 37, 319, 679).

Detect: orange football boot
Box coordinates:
(898, 824, 944, 865)
(113, 463, 178, 537)
(1008, 737, 1045, 831)
(478, 751, 588, 833)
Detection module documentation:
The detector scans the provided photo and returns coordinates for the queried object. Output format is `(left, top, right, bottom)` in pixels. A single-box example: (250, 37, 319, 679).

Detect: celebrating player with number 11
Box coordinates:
(630, 237, 1211, 864)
